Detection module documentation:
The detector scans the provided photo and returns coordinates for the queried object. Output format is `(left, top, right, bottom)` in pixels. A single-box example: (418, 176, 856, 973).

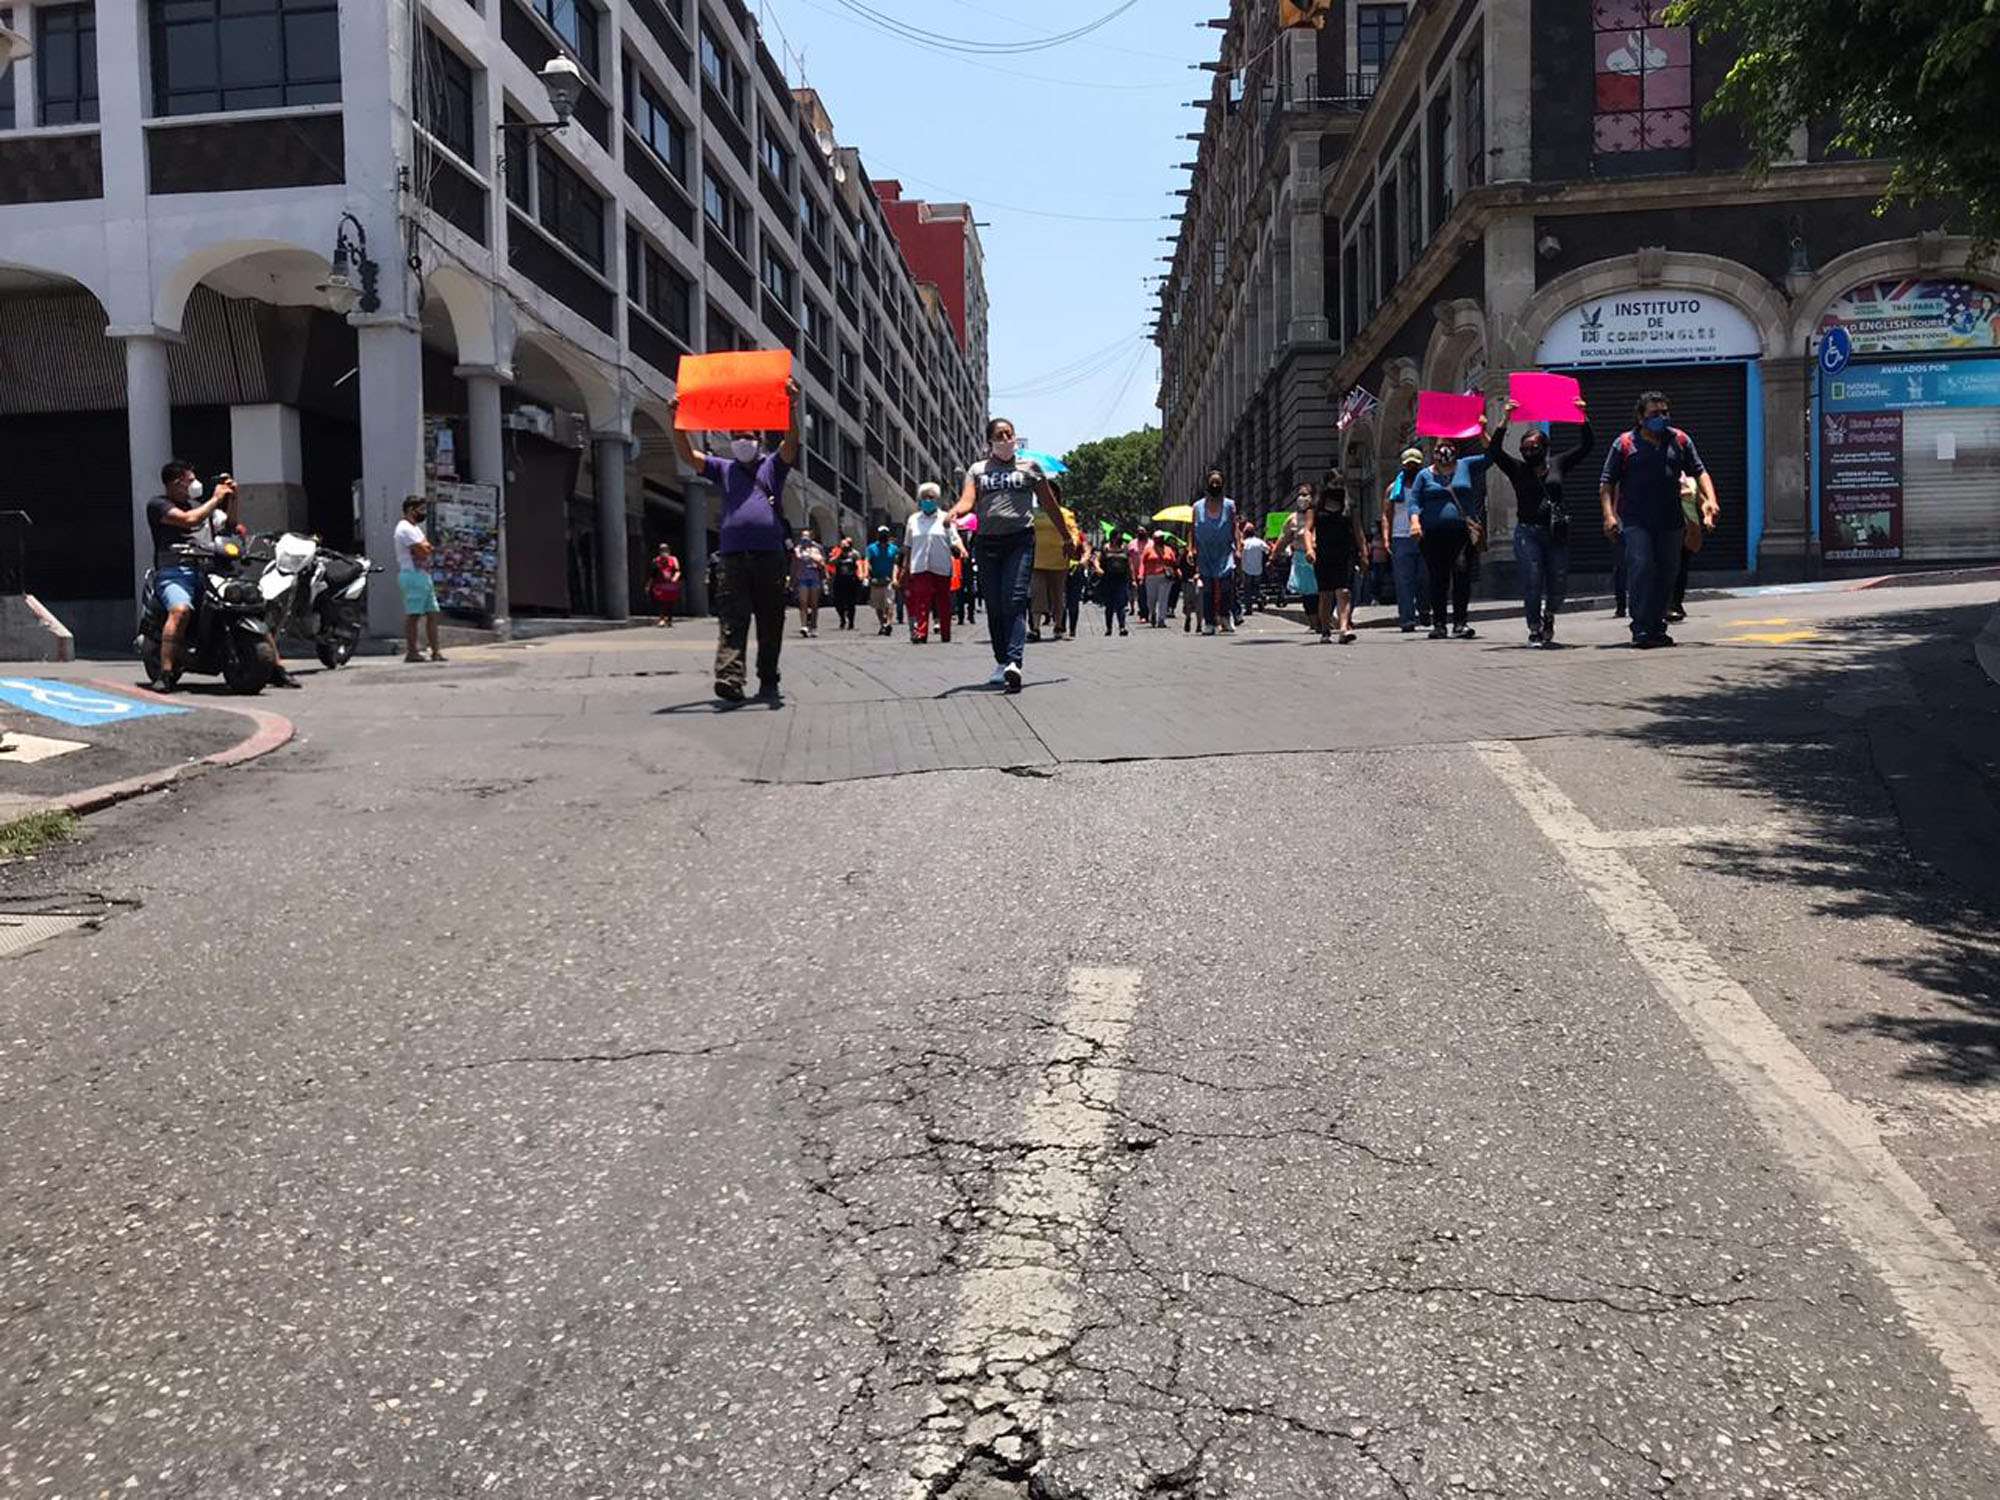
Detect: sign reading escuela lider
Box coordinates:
(674, 350, 794, 432)
(1536, 294, 1762, 367)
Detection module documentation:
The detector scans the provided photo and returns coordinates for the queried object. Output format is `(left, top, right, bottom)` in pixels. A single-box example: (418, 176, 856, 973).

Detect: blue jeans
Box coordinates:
(977, 530, 1036, 667)
(1514, 524, 1569, 630)
(1622, 522, 1682, 642)
(1391, 536, 1424, 626)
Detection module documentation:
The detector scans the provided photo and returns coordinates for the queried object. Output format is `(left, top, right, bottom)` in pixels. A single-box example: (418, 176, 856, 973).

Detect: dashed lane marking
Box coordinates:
(902, 966, 1143, 1497)
(1474, 739, 2000, 1446)
(1723, 629, 1825, 645)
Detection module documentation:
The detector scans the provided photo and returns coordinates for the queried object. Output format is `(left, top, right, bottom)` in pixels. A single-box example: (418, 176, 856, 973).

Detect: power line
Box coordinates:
(783, 0, 1179, 88)
(830, 0, 1142, 54)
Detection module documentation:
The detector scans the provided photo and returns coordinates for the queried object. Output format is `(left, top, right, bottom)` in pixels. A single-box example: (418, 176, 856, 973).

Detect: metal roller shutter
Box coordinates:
(1901, 407, 2000, 561)
(1553, 362, 1750, 576)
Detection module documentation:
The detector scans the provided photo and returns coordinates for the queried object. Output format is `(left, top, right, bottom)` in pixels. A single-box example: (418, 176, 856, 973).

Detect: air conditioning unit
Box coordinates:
(503, 404, 555, 439)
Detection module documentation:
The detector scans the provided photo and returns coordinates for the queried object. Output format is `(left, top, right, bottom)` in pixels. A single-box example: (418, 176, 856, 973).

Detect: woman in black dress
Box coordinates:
(1303, 476, 1368, 643)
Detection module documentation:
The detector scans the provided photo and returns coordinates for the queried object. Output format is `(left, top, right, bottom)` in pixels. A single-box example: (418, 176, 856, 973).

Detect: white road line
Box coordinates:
(1582, 821, 1795, 850)
(902, 966, 1143, 1497)
(1474, 739, 2000, 1442)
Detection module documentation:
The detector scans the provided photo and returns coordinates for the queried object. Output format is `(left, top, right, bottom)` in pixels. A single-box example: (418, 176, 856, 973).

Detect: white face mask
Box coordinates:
(185, 478, 205, 502)
(990, 437, 1015, 462)
(731, 438, 761, 464)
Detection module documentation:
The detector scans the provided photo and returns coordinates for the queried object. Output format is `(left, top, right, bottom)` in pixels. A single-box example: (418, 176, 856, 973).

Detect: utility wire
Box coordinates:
(783, 0, 1178, 88)
(831, 0, 1142, 54)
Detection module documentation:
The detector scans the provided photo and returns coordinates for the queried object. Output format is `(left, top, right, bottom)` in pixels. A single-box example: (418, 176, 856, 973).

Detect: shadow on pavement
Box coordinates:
(1613, 600, 2000, 1086)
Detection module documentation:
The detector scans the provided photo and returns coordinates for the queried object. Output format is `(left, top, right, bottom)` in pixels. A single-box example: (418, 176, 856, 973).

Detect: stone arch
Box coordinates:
(425, 264, 502, 370)
(513, 328, 624, 434)
(1514, 250, 1790, 363)
(1785, 235, 2000, 353)
(153, 236, 333, 333)
(1422, 298, 1488, 391)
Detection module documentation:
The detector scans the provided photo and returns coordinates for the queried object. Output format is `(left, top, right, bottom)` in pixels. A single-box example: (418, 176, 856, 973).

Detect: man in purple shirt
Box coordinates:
(671, 378, 803, 702)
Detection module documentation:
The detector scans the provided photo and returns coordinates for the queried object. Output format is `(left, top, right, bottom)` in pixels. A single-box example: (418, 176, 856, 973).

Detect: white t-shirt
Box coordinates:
(1387, 474, 1415, 539)
(1240, 536, 1268, 576)
(394, 518, 429, 572)
(903, 510, 958, 577)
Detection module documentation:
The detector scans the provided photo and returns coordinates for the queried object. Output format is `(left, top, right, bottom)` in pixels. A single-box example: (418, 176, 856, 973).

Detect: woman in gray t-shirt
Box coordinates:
(951, 416, 1074, 694)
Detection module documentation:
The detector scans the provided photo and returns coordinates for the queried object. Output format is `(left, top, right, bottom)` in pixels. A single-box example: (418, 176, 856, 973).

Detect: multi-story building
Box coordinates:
(0, 0, 988, 646)
(1161, 0, 1999, 583)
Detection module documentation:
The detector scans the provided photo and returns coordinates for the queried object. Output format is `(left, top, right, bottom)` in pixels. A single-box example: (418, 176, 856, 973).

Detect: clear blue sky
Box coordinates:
(756, 0, 1218, 459)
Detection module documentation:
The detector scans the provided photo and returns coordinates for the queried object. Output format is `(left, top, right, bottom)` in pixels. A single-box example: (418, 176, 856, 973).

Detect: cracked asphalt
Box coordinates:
(3, 582, 2000, 1498)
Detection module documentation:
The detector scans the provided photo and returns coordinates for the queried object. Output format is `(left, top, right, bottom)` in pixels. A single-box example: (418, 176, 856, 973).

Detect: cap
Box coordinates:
(1400, 447, 1424, 465)
(877, 525, 891, 535)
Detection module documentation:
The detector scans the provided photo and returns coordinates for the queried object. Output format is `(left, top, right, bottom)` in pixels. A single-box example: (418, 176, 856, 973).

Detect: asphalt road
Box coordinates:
(4, 582, 2000, 1499)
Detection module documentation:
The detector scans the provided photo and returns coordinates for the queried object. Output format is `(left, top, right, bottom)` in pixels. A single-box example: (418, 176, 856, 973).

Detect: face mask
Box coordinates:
(920, 497, 939, 515)
(185, 479, 204, 502)
(1207, 480, 1223, 494)
(731, 438, 761, 463)
(990, 438, 1015, 461)
(1644, 415, 1669, 435)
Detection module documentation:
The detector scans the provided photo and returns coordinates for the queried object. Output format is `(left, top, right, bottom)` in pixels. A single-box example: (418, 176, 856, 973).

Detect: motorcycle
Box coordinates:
(136, 539, 278, 695)
(249, 532, 375, 669)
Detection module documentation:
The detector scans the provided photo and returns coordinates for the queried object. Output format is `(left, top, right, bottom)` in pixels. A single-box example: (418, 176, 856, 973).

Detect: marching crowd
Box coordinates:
(670, 387, 1722, 705)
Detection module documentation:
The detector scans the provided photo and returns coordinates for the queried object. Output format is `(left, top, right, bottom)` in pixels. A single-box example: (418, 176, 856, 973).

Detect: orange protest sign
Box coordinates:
(674, 350, 793, 432)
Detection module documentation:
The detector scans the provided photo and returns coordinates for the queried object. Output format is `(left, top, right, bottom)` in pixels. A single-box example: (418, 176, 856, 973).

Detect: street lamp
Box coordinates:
(0, 24, 30, 62)
(317, 213, 381, 316)
(501, 55, 585, 140)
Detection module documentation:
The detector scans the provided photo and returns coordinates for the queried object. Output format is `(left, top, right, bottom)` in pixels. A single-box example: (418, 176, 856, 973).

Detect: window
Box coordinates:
(418, 31, 475, 163)
(804, 298, 831, 351)
(761, 243, 794, 306)
(626, 61, 686, 179)
(535, 144, 605, 269)
(1379, 176, 1398, 286)
(1398, 140, 1422, 269)
(707, 308, 742, 353)
(1592, 2, 1692, 160)
(532, 0, 598, 78)
(1356, 5, 1404, 76)
(856, 219, 872, 255)
(800, 190, 827, 248)
(35, 4, 96, 125)
(759, 125, 789, 184)
(698, 28, 738, 113)
(0, 8, 12, 130)
(1428, 89, 1455, 225)
(835, 252, 857, 297)
(1358, 211, 1377, 316)
(703, 169, 745, 254)
(839, 434, 860, 483)
(503, 110, 531, 207)
(626, 229, 692, 341)
(838, 343, 857, 386)
(150, 0, 339, 117)
(1460, 48, 1486, 187)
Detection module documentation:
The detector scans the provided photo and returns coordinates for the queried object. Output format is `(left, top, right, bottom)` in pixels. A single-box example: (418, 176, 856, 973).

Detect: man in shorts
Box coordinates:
(395, 494, 447, 663)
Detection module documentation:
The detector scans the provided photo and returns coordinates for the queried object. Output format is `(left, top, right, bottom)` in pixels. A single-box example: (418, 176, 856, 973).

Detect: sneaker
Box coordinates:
(1613, 606, 1627, 619)
(1400, 623, 1417, 633)
(1220, 624, 1235, 635)
(715, 681, 747, 702)
(1051, 632, 1066, 642)
(1003, 663, 1022, 694)
(1542, 617, 1557, 648)
(1649, 632, 1678, 648)
(430, 651, 448, 663)
(808, 628, 818, 638)
(1118, 627, 1128, 636)
(404, 651, 424, 663)
(271, 668, 303, 689)
(1427, 625, 1448, 640)
(1667, 607, 1687, 623)
(988, 664, 1009, 686)
(755, 682, 782, 703)
(1528, 628, 1544, 646)
(1454, 625, 1477, 640)
(1339, 631, 1356, 644)
(1028, 630, 1043, 643)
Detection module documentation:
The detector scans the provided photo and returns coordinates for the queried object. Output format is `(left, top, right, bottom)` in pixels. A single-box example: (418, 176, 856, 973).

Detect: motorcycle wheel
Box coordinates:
(223, 635, 276, 695)
(316, 635, 355, 670)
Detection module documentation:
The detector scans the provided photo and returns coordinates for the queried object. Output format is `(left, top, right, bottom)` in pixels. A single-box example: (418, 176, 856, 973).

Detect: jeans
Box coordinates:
(1199, 571, 1236, 629)
(1100, 575, 1130, 632)
(977, 529, 1036, 667)
(1611, 549, 1628, 613)
(1391, 536, 1424, 627)
(1622, 522, 1683, 641)
(1420, 525, 1472, 629)
(1065, 568, 1085, 635)
(1238, 571, 1264, 613)
(714, 550, 789, 692)
(1673, 545, 1694, 612)
(1514, 524, 1570, 631)
(906, 571, 951, 641)
(1144, 574, 1173, 626)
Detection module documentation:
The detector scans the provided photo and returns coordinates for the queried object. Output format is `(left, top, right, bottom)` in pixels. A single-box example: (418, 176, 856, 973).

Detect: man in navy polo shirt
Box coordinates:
(1599, 390, 1719, 649)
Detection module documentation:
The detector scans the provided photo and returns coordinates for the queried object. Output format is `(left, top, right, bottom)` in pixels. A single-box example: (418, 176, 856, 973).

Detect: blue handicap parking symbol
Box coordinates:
(0, 678, 189, 727)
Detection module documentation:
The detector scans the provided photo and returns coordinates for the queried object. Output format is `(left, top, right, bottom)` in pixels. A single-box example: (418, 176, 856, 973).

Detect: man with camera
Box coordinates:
(147, 460, 300, 688)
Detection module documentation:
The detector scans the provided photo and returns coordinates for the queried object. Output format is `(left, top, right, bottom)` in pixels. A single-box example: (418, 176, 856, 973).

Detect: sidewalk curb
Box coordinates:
(1977, 604, 2000, 691)
(16, 683, 296, 820)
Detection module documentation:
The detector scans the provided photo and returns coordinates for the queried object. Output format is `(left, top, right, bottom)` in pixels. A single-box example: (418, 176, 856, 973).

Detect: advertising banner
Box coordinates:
(1819, 279, 2000, 356)
(1825, 357, 2000, 413)
(1821, 410, 1903, 563)
(429, 479, 500, 617)
(1535, 293, 1763, 366)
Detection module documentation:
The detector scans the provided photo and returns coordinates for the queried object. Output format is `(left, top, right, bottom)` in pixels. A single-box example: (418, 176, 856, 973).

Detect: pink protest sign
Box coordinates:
(1416, 391, 1486, 439)
(1509, 371, 1584, 423)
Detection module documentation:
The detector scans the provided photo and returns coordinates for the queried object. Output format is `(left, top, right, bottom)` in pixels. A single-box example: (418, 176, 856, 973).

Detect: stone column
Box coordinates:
(683, 481, 712, 617)
(1760, 356, 1811, 581)
(1486, 0, 1532, 182)
(1289, 202, 1330, 342)
(458, 365, 511, 632)
(356, 319, 426, 638)
(227, 404, 306, 534)
(592, 434, 631, 621)
(114, 331, 176, 602)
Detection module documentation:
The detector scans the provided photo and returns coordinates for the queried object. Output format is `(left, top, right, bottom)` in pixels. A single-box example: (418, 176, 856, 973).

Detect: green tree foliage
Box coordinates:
(1666, 0, 1999, 250)
(1057, 426, 1163, 537)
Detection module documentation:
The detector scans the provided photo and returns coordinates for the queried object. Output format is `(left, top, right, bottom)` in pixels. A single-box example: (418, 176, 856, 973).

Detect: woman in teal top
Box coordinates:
(1407, 421, 1492, 639)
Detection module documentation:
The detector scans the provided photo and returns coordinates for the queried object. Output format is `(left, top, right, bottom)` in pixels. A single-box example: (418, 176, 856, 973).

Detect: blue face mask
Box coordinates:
(1644, 414, 1670, 435)
(920, 497, 939, 515)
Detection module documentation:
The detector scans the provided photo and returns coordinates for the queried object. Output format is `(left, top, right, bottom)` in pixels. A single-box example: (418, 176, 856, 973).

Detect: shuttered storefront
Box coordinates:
(1557, 362, 1750, 577)
(1902, 406, 2000, 561)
